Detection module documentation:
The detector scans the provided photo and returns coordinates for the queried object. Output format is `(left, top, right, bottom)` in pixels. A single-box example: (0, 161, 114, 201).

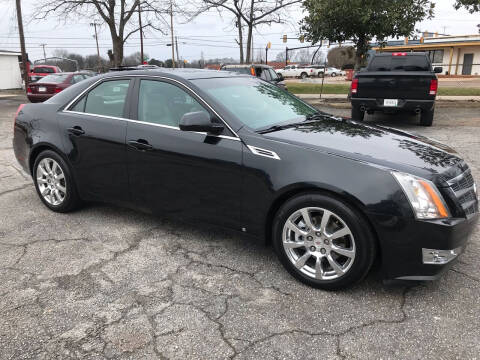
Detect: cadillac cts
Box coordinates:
(13, 70, 478, 290)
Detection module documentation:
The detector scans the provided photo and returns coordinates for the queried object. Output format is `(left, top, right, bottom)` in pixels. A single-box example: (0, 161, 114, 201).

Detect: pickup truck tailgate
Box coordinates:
(356, 71, 433, 100)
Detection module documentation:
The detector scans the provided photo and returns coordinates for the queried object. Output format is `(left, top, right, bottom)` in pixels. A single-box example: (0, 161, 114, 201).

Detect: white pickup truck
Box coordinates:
(276, 65, 315, 79)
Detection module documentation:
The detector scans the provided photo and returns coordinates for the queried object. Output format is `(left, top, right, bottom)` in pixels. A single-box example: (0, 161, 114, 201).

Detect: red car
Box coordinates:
(27, 72, 92, 103)
(28, 65, 62, 83)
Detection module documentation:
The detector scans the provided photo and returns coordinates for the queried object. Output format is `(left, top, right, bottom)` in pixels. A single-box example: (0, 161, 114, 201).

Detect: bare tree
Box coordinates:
(34, 0, 173, 66)
(195, 0, 301, 63)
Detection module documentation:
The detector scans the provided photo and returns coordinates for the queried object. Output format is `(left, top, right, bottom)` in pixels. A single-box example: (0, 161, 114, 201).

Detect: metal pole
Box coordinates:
(15, 0, 29, 90)
(265, 47, 268, 65)
(138, 2, 144, 64)
(91, 23, 101, 72)
(170, 2, 175, 68)
(40, 44, 47, 62)
(175, 36, 181, 67)
(285, 47, 288, 67)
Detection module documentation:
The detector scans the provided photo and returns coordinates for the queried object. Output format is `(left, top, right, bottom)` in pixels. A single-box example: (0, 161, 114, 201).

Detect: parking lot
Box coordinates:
(1, 95, 479, 359)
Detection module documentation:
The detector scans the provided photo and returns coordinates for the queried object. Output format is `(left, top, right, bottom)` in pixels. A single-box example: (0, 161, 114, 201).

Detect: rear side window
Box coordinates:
(72, 79, 130, 118)
(369, 55, 430, 71)
(71, 75, 85, 84)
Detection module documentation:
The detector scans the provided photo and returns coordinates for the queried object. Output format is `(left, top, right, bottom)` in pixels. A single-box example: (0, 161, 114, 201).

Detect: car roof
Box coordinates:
(375, 52, 427, 56)
(101, 68, 251, 80)
(222, 64, 273, 69)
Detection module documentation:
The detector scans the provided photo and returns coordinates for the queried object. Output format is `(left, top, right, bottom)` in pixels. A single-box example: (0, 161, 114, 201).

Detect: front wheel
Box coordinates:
(273, 194, 376, 290)
(419, 108, 434, 126)
(351, 105, 365, 121)
(331, 72, 337, 77)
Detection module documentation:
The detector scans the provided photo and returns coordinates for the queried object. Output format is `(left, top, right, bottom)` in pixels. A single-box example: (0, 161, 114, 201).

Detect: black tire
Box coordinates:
(318, 72, 324, 78)
(272, 193, 376, 290)
(331, 72, 337, 77)
(351, 105, 365, 121)
(300, 72, 308, 79)
(33, 150, 81, 213)
(419, 108, 434, 126)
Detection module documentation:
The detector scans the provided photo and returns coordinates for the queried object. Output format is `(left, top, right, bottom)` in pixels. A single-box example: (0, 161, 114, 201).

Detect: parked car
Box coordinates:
(276, 64, 315, 79)
(220, 64, 286, 89)
(28, 65, 62, 83)
(27, 72, 93, 103)
(350, 52, 442, 126)
(13, 70, 478, 290)
(312, 66, 346, 77)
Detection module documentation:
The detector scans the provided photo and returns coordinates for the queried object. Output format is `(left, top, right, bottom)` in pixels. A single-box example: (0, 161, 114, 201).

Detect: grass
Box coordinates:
(287, 83, 480, 96)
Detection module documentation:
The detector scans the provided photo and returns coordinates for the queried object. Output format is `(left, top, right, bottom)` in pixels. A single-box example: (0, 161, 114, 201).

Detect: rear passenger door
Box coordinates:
(59, 78, 132, 205)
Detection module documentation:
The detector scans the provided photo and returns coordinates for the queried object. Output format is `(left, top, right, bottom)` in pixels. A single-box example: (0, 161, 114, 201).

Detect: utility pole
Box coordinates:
(175, 36, 180, 68)
(90, 22, 101, 72)
(138, 2, 144, 64)
(40, 43, 47, 62)
(170, 2, 175, 68)
(15, 0, 28, 90)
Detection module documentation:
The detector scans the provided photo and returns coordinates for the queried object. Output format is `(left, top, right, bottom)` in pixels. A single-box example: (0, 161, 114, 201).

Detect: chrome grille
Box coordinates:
(447, 168, 478, 217)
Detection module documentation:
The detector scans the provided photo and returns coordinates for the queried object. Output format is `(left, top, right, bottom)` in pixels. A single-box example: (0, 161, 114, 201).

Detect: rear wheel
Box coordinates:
(273, 194, 376, 290)
(300, 72, 308, 79)
(331, 72, 337, 77)
(420, 108, 434, 126)
(317, 72, 324, 78)
(33, 150, 81, 212)
(351, 105, 365, 121)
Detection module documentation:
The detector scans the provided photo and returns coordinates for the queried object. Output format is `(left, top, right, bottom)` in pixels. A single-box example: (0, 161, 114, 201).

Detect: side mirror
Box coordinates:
(179, 111, 224, 135)
(277, 73, 284, 80)
(434, 67, 443, 74)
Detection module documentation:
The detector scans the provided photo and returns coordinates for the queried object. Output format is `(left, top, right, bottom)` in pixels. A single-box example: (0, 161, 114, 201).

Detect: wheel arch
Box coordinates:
(29, 143, 69, 176)
(264, 185, 381, 258)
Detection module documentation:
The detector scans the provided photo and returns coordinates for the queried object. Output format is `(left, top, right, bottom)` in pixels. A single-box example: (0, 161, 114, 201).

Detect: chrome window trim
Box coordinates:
(64, 110, 240, 141)
(62, 74, 241, 140)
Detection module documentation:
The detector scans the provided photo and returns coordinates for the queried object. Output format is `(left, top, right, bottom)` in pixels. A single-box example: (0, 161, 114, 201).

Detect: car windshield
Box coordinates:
(33, 67, 55, 73)
(37, 74, 70, 83)
(192, 77, 318, 130)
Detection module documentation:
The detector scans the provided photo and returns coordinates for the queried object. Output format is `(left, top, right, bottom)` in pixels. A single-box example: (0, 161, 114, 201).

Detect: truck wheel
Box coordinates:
(351, 105, 365, 121)
(420, 108, 434, 126)
(331, 72, 337, 77)
(301, 72, 308, 79)
(318, 72, 324, 78)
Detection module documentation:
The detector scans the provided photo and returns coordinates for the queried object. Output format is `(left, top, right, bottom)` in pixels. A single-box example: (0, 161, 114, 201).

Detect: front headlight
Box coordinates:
(392, 172, 450, 219)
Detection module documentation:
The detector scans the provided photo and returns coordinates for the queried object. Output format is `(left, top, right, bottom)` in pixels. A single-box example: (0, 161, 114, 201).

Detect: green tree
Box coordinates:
(454, 0, 480, 13)
(301, 0, 435, 69)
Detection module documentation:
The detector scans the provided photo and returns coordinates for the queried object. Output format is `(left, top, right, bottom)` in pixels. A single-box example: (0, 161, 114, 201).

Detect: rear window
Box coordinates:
(223, 67, 251, 75)
(33, 67, 55, 74)
(368, 55, 430, 72)
(37, 74, 70, 84)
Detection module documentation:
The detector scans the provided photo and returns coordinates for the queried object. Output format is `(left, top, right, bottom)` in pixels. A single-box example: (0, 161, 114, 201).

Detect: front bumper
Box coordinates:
(351, 98, 435, 113)
(369, 212, 479, 281)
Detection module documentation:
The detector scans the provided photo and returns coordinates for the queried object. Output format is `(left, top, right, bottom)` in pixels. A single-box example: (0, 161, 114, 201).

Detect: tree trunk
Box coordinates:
(245, 24, 253, 63)
(112, 36, 124, 67)
(237, 15, 244, 64)
(354, 36, 369, 70)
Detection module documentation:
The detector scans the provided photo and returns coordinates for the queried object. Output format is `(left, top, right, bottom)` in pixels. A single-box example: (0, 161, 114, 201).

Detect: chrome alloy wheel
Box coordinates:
(36, 158, 67, 206)
(282, 207, 356, 280)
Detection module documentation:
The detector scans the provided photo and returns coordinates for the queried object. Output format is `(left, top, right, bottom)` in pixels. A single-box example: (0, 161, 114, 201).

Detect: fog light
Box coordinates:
(422, 247, 462, 265)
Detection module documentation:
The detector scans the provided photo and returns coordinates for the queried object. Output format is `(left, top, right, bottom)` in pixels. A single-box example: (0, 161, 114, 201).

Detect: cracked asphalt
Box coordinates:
(1, 95, 479, 359)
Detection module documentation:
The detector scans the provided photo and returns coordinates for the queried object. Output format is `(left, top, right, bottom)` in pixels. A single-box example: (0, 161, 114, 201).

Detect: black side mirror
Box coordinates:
(179, 111, 224, 135)
(277, 73, 284, 80)
(434, 67, 443, 74)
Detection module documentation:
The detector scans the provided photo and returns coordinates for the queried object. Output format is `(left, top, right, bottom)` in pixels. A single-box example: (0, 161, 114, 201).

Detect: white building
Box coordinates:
(0, 50, 22, 89)
(375, 34, 480, 76)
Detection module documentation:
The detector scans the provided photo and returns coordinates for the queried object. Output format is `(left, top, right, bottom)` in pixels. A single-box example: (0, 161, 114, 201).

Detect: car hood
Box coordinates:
(263, 115, 464, 182)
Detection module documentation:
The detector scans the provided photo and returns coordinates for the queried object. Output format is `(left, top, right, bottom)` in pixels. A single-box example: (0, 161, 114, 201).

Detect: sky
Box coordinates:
(0, 0, 479, 63)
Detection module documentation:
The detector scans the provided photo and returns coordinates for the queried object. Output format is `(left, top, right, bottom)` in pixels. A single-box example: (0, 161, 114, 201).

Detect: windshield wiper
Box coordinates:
(257, 117, 323, 134)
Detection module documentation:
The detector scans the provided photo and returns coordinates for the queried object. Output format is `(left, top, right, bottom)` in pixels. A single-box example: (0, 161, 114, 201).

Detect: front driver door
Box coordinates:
(126, 78, 243, 229)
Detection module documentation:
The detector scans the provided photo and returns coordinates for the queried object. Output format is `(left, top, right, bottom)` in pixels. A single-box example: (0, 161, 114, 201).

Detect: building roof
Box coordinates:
(0, 50, 21, 56)
(373, 34, 480, 51)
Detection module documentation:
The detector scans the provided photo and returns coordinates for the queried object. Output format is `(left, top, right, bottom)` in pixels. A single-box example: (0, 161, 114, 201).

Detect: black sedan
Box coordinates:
(13, 69, 478, 290)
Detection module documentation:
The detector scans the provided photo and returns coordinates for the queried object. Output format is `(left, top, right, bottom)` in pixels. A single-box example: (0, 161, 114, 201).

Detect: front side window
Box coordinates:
(268, 69, 279, 80)
(137, 80, 208, 127)
(192, 77, 317, 131)
(71, 79, 130, 117)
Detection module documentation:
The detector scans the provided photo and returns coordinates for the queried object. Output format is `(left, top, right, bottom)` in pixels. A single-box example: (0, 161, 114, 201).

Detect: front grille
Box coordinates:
(447, 168, 478, 217)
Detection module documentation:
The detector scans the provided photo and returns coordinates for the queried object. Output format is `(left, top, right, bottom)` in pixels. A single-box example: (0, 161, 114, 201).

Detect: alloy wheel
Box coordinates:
(36, 158, 67, 206)
(282, 207, 356, 280)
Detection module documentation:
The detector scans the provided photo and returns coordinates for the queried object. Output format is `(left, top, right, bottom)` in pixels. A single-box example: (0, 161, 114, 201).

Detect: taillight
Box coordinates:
(351, 78, 359, 94)
(392, 52, 407, 56)
(429, 79, 438, 95)
(250, 67, 255, 76)
(27, 86, 32, 94)
(54, 87, 63, 93)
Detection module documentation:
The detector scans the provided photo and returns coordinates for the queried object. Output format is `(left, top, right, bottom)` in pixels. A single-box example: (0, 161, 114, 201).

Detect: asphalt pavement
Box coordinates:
(1, 95, 479, 359)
